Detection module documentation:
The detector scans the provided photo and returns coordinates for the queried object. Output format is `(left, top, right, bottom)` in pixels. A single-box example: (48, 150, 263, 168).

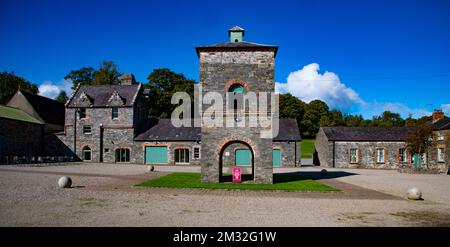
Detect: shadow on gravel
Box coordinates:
(276, 171, 359, 181)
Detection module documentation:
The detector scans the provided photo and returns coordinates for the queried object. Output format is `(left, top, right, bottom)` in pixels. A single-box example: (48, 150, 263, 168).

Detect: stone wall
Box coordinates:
(199, 50, 276, 184)
(428, 129, 450, 173)
(0, 118, 44, 163)
(273, 141, 300, 167)
(314, 128, 333, 167)
(333, 141, 407, 169)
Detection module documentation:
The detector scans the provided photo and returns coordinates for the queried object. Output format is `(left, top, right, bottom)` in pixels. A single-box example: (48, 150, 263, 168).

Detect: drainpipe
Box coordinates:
(74, 109, 78, 160)
(332, 141, 336, 168)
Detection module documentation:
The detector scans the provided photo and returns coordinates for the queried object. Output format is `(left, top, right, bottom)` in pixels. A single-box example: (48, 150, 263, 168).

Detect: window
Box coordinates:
(112, 107, 118, 119)
(349, 148, 358, 163)
(193, 146, 200, 159)
(79, 108, 86, 119)
(115, 148, 130, 163)
(83, 125, 92, 134)
(376, 148, 385, 163)
(438, 148, 445, 162)
(175, 148, 190, 164)
(82, 146, 91, 161)
(437, 132, 444, 141)
(399, 148, 407, 163)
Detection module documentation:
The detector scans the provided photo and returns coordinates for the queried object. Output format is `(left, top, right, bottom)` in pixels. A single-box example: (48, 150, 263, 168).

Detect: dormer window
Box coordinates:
(112, 107, 118, 119)
(79, 108, 86, 119)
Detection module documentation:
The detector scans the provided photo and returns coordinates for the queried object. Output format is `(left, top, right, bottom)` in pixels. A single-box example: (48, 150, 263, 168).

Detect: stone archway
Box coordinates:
(215, 135, 258, 182)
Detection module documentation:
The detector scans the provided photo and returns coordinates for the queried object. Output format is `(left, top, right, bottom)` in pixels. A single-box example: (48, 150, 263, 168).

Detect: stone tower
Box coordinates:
(196, 26, 278, 184)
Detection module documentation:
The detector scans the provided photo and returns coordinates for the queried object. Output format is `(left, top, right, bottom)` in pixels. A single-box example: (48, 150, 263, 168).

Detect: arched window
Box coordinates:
(174, 148, 190, 164)
(115, 148, 130, 163)
(228, 84, 244, 113)
(82, 146, 91, 161)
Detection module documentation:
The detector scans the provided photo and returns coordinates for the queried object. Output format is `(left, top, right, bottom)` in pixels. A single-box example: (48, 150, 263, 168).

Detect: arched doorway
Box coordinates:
(218, 140, 255, 182)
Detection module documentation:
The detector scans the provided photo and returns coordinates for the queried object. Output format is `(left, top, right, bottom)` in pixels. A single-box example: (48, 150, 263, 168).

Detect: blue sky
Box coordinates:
(0, 0, 449, 118)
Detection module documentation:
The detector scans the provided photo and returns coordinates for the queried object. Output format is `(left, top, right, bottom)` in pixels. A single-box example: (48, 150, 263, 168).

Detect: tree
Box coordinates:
(374, 111, 404, 127)
(0, 71, 39, 104)
(301, 100, 329, 138)
(55, 90, 69, 103)
(405, 123, 433, 169)
(279, 93, 305, 130)
(92, 61, 121, 85)
(145, 68, 196, 118)
(64, 61, 121, 90)
(344, 114, 364, 126)
(325, 109, 345, 127)
(404, 114, 417, 127)
(64, 67, 94, 90)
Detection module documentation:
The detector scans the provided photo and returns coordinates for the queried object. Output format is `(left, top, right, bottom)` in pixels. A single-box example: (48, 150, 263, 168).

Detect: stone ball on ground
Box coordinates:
(407, 187, 422, 200)
(58, 176, 72, 188)
(321, 169, 328, 176)
(147, 165, 155, 172)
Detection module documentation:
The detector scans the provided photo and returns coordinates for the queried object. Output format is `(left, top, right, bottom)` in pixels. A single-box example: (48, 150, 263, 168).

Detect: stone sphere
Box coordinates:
(147, 165, 155, 172)
(321, 169, 328, 176)
(58, 176, 72, 188)
(407, 187, 422, 200)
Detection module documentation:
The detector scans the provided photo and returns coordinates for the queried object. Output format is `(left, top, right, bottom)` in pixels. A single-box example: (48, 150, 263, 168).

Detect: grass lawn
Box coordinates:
(136, 173, 337, 192)
(301, 139, 315, 158)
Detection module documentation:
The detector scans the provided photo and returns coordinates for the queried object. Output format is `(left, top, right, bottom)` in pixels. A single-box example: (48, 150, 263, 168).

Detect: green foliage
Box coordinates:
(136, 173, 337, 191)
(55, 90, 69, 103)
(0, 71, 39, 105)
(64, 61, 121, 90)
(301, 99, 329, 138)
(406, 123, 433, 169)
(300, 139, 315, 158)
(145, 68, 195, 118)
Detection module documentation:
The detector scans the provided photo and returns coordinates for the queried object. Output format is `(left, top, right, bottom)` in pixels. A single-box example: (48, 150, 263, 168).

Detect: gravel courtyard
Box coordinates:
(0, 163, 449, 227)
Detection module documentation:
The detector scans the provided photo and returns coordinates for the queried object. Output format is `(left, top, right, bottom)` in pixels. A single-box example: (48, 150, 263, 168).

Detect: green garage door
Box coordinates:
(235, 149, 252, 166)
(145, 146, 167, 164)
(273, 149, 281, 167)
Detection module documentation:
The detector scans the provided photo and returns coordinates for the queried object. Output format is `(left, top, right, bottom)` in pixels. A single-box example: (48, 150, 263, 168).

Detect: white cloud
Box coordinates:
(275, 63, 365, 110)
(38, 79, 72, 99)
(362, 102, 431, 119)
(442, 104, 450, 116)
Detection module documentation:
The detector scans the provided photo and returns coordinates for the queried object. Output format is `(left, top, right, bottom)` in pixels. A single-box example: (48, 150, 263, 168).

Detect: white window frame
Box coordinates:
(175, 148, 190, 164)
(399, 148, 407, 163)
(193, 146, 201, 160)
(349, 148, 358, 164)
(376, 148, 385, 163)
(437, 132, 444, 141)
(437, 148, 445, 162)
(83, 125, 92, 135)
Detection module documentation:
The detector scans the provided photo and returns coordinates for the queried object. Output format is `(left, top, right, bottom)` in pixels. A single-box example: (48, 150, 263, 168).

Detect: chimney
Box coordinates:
(432, 110, 445, 123)
(120, 73, 136, 85)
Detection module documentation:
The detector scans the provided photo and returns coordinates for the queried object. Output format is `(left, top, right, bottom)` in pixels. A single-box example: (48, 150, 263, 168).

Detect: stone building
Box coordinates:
(0, 105, 44, 163)
(314, 126, 415, 169)
(314, 110, 449, 173)
(47, 27, 301, 182)
(7, 89, 65, 133)
(196, 26, 288, 184)
(428, 110, 450, 173)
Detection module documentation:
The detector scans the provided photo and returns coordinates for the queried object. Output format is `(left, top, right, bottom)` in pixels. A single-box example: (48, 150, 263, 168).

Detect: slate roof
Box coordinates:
(134, 118, 300, 141)
(321, 126, 416, 141)
(67, 84, 141, 108)
(433, 118, 450, 130)
(195, 41, 278, 57)
(274, 118, 301, 141)
(0, 105, 43, 125)
(135, 119, 201, 141)
(20, 90, 65, 126)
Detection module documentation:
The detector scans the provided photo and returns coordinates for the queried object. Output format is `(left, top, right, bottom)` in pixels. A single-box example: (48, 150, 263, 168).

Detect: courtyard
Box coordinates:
(0, 163, 449, 226)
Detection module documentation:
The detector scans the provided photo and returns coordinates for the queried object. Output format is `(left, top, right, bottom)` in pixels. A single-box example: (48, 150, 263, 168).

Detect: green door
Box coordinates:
(235, 149, 252, 166)
(412, 153, 425, 168)
(273, 149, 281, 167)
(145, 146, 167, 164)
